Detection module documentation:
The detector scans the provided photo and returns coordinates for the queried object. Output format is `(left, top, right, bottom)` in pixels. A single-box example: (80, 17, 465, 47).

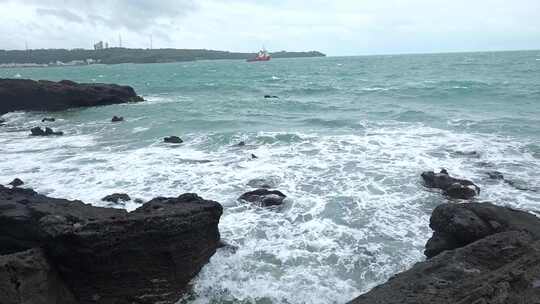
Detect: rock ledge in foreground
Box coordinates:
(0, 185, 223, 304)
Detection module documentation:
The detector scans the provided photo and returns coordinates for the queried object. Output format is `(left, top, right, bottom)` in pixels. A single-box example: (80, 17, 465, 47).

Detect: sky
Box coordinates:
(0, 0, 539, 56)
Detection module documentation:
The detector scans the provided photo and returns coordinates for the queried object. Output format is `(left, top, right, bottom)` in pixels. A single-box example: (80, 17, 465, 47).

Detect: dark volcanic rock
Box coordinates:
(0, 185, 223, 303)
(239, 188, 286, 207)
(41, 117, 56, 122)
(0, 248, 77, 304)
(348, 203, 540, 304)
(8, 178, 24, 187)
(164, 136, 183, 144)
(111, 115, 124, 122)
(101, 193, 131, 203)
(30, 127, 63, 136)
(421, 169, 480, 199)
(425, 202, 540, 257)
(0, 78, 143, 114)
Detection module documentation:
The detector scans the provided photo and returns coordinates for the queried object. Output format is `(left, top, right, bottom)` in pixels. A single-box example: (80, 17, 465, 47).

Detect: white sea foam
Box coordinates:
(1, 114, 539, 304)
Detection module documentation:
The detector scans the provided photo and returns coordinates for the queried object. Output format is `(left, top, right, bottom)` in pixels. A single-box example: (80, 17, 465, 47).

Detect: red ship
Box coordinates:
(247, 49, 271, 62)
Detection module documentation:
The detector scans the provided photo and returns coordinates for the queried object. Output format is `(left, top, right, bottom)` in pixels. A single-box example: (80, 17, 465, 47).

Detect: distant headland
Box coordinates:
(0, 48, 326, 67)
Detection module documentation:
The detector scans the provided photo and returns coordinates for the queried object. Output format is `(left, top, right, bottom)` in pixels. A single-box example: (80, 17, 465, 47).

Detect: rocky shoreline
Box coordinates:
(0, 79, 143, 115)
(0, 184, 222, 304)
(349, 190, 540, 303)
(1, 78, 539, 303)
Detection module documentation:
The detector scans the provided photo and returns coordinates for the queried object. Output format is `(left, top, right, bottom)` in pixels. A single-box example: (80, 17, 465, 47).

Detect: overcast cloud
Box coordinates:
(1, 0, 539, 55)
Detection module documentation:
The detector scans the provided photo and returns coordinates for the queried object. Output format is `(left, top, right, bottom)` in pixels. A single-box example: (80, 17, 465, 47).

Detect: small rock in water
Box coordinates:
(421, 169, 480, 199)
(239, 188, 287, 207)
(41, 117, 55, 122)
(111, 116, 124, 122)
(264, 95, 279, 99)
(8, 178, 24, 187)
(30, 127, 63, 136)
(101, 193, 131, 203)
(164, 136, 183, 144)
(251, 153, 258, 159)
(236, 141, 246, 147)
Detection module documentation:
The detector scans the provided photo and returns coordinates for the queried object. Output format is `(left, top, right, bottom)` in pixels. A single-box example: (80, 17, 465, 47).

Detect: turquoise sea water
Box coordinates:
(1, 50, 539, 303)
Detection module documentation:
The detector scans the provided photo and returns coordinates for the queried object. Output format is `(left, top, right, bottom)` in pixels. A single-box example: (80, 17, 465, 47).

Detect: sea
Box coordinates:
(1, 50, 539, 304)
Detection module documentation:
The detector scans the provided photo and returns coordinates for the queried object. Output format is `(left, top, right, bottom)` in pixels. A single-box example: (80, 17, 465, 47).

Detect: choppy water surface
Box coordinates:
(1, 51, 539, 304)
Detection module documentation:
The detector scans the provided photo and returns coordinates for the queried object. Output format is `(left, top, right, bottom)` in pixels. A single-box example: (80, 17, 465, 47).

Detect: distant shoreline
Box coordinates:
(0, 48, 326, 67)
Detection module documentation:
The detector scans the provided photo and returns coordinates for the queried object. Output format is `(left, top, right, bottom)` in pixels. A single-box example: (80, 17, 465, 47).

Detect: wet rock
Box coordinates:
(41, 117, 55, 122)
(239, 188, 287, 207)
(348, 203, 540, 304)
(0, 185, 223, 303)
(30, 127, 63, 136)
(101, 193, 131, 203)
(0, 248, 77, 304)
(236, 141, 246, 147)
(111, 115, 124, 122)
(0, 79, 144, 115)
(164, 136, 183, 144)
(8, 178, 24, 187)
(421, 169, 480, 199)
(264, 95, 279, 98)
(251, 153, 258, 159)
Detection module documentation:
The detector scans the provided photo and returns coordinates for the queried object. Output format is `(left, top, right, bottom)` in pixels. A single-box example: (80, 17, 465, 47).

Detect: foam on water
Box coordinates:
(1, 111, 539, 303)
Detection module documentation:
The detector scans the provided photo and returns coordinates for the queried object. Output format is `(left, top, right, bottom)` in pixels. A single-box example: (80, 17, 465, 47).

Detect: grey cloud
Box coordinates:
(13, 0, 198, 31)
(36, 8, 84, 23)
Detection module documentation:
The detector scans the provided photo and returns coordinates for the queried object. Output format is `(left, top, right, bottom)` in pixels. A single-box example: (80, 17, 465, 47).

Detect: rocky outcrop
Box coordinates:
(0, 79, 143, 114)
(421, 169, 480, 199)
(0, 185, 223, 304)
(348, 203, 540, 304)
(8, 178, 24, 187)
(239, 189, 287, 207)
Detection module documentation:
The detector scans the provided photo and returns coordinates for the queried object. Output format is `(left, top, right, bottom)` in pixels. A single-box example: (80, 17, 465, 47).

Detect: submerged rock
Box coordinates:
(239, 188, 287, 207)
(0, 185, 223, 303)
(30, 127, 63, 136)
(236, 141, 246, 147)
(486, 170, 504, 180)
(8, 178, 24, 187)
(348, 202, 540, 304)
(41, 117, 55, 122)
(421, 169, 480, 199)
(111, 115, 124, 122)
(101, 193, 131, 203)
(264, 95, 279, 98)
(164, 136, 183, 144)
(247, 176, 280, 189)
